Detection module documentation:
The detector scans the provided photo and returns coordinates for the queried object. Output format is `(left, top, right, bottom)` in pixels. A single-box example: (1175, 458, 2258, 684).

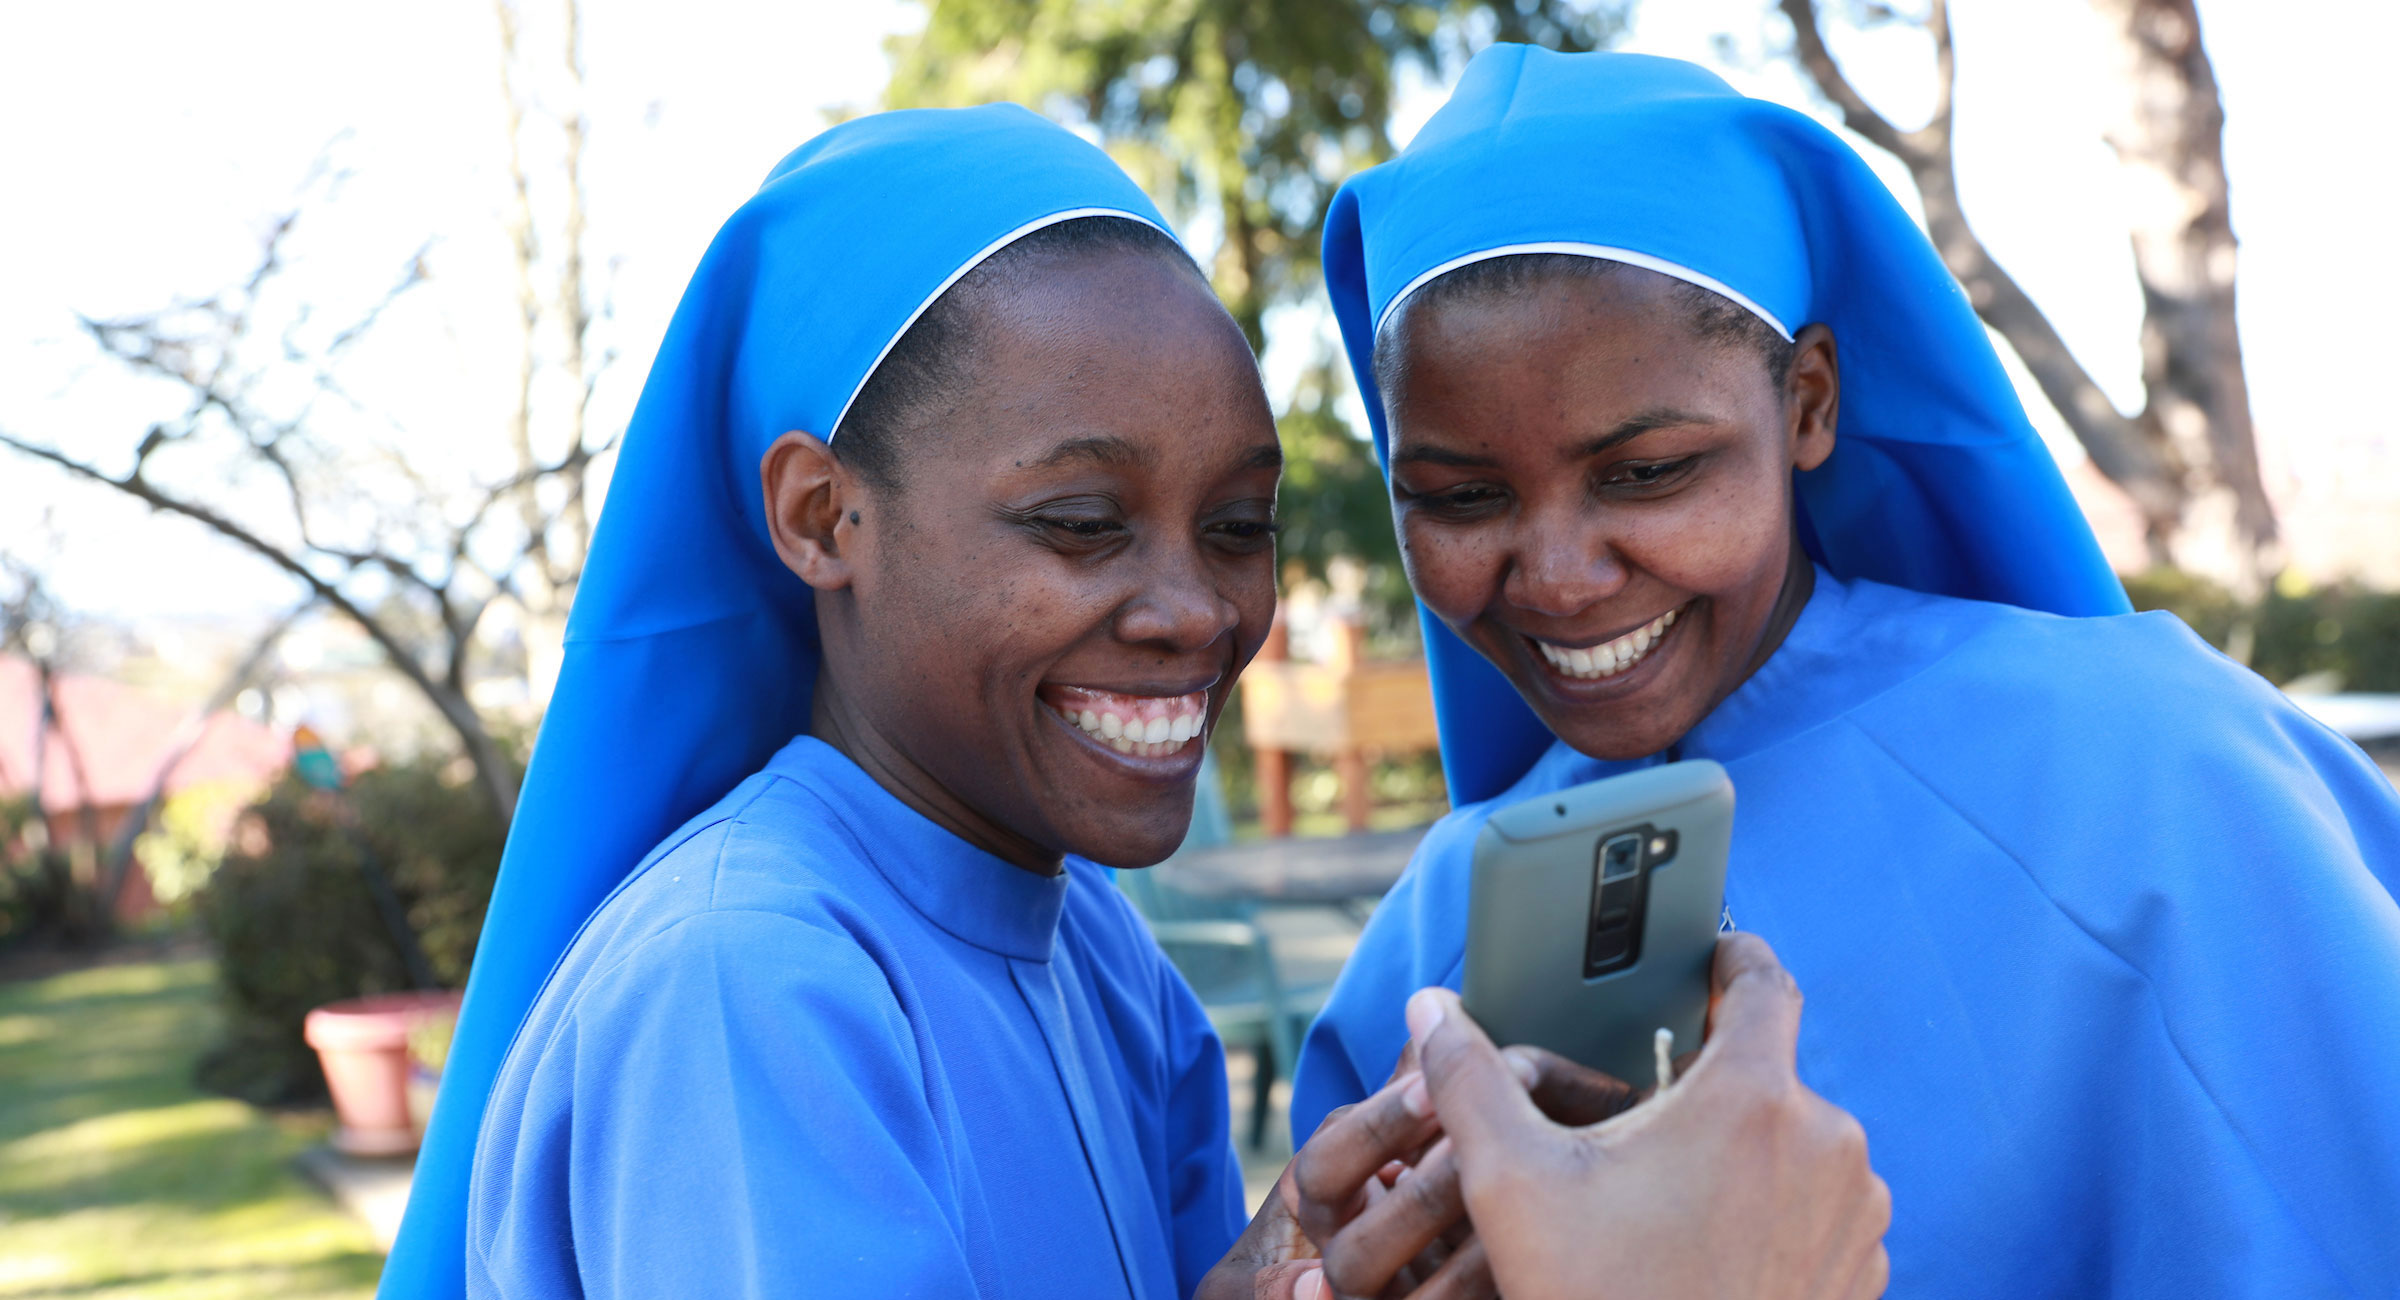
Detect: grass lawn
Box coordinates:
(0, 950, 382, 1299)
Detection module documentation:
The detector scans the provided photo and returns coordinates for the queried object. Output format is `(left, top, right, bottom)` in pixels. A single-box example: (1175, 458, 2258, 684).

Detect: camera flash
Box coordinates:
(1650, 836, 1669, 856)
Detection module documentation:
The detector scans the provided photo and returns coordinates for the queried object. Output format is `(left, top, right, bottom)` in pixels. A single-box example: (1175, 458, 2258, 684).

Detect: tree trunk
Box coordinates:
(1779, 0, 2273, 587)
(2092, 0, 2275, 593)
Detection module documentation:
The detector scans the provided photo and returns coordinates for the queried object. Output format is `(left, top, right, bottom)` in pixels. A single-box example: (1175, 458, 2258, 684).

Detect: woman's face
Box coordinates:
(774, 249, 1281, 871)
(1382, 267, 1836, 761)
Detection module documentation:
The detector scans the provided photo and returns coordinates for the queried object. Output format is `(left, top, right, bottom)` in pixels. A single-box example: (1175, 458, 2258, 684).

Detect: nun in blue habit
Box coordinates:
(1291, 46, 2400, 1296)
(379, 108, 1270, 1299)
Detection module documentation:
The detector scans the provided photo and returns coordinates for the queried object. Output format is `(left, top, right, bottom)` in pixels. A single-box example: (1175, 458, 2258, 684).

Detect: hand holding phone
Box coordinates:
(1407, 936, 1892, 1300)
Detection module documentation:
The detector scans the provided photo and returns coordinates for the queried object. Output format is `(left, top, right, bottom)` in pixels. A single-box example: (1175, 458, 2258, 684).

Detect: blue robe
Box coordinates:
(1293, 572, 2400, 1295)
(471, 737, 1246, 1299)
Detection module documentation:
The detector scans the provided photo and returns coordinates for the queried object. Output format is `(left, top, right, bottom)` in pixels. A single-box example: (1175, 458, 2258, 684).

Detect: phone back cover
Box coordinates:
(1463, 761, 1732, 1084)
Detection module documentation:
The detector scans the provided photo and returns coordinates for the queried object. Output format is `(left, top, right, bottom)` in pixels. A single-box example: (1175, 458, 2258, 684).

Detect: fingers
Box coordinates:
(1251, 1261, 1327, 1300)
(1693, 932, 1804, 1083)
(1499, 1044, 1640, 1126)
(1290, 1074, 1444, 1246)
(1317, 1139, 1469, 1299)
(1411, 988, 1552, 1161)
(1406, 1232, 1498, 1300)
(1850, 1245, 1891, 1300)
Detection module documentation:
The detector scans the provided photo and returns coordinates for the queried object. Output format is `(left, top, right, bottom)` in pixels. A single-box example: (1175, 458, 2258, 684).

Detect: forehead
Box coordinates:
(932, 253, 1272, 467)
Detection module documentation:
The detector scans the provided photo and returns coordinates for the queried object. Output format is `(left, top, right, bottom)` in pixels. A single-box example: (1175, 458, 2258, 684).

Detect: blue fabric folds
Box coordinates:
(381, 106, 1172, 1298)
(1320, 46, 2129, 805)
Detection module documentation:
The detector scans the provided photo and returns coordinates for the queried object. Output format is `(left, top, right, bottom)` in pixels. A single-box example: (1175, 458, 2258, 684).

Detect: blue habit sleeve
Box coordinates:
(469, 909, 981, 1298)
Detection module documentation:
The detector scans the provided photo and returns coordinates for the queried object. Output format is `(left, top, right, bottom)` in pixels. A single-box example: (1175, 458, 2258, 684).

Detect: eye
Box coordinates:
(1600, 457, 1698, 490)
(1039, 516, 1123, 539)
(1004, 496, 1131, 551)
(1203, 503, 1281, 554)
(1403, 482, 1510, 520)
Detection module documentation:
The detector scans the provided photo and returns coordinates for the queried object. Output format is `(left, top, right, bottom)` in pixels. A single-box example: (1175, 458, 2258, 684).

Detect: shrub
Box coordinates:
(2123, 569, 2400, 692)
(194, 755, 510, 1104)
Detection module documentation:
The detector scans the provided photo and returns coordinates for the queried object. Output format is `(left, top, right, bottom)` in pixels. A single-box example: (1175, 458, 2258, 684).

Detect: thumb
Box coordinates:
(1695, 932, 1804, 1081)
(1412, 988, 1553, 1159)
(1256, 1262, 1325, 1300)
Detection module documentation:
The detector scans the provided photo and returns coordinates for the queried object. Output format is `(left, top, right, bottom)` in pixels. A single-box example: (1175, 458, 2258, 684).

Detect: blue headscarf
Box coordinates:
(380, 105, 1173, 1298)
(1322, 47, 2130, 806)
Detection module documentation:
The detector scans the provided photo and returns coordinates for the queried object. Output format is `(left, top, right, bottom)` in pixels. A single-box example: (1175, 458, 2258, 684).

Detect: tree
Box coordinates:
(493, 0, 613, 705)
(0, 554, 109, 943)
(1778, 0, 2272, 590)
(0, 202, 574, 824)
(1, 0, 618, 819)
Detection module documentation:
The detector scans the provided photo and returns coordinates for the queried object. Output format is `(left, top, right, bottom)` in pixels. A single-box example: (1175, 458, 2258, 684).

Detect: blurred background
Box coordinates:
(2, 1, 2393, 1293)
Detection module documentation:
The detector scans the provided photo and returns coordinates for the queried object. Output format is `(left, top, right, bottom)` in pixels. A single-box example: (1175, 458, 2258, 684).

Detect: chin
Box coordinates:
(1055, 798, 1195, 870)
(1527, 687, 1707, 763)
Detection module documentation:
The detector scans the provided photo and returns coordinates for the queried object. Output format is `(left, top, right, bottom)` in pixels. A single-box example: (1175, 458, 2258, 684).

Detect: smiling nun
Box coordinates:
(375, 107, 1313, 1299)
(1290, 47, 2400, 1296)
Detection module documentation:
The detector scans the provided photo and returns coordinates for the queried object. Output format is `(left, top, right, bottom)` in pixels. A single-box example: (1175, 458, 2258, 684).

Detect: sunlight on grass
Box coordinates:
(0, 954, 383, 1299)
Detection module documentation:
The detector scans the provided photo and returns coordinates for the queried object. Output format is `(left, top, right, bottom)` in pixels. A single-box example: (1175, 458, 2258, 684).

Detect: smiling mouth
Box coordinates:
(1527, 605, 1685, 682)
(1039, 684, 1210, 758)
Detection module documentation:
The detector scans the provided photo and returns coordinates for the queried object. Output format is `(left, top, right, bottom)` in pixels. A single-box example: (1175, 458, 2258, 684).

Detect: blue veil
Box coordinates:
(379, 106, 1172, 1297)
(1322, 47, 2130, 805)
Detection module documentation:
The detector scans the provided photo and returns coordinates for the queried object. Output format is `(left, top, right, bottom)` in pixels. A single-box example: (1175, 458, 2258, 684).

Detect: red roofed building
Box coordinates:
(0, 655, 291, 920)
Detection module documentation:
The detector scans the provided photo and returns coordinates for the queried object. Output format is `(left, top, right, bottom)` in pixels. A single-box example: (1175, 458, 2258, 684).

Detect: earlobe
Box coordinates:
(1787, 323, 1839, 473)
(760, 431, 857, 591)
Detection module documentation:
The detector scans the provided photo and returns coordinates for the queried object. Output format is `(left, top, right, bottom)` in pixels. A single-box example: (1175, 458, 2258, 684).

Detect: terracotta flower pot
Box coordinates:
(305, 990, 463, 1156)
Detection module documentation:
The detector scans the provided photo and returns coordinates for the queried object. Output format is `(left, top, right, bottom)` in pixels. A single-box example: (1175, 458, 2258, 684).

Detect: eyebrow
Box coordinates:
(1238, 442, 1284, 472)
(1392, 406, 1720, 469)
(1024, 436, 1282, 474)
(1028, 435, 1145, 469)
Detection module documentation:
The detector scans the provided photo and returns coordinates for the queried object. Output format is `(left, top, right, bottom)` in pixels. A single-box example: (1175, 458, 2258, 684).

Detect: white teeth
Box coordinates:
(1534, 606, 1683, 682)
(1050, 693, 1210, 760)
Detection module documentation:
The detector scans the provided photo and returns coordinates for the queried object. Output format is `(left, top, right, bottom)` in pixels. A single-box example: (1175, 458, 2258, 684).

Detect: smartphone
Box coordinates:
(1462, 759, 1733, 1085)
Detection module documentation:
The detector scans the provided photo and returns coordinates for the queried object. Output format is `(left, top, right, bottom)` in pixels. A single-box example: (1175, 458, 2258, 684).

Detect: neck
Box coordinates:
(1737, 541, 1816, 686)
(808, 670, 1066, 877)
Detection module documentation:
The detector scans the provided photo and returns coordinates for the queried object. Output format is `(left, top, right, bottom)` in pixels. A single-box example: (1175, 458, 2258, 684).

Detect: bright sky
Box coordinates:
(3, 0, 2393, 623)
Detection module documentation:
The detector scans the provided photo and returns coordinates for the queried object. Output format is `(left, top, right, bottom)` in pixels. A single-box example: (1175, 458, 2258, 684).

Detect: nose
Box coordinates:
(1501, 520, 1629, 619)
(1114, 539, 1241, 653)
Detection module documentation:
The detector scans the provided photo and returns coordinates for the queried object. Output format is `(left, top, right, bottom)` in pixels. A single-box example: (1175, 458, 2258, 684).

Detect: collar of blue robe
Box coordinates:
(775, 736, 1071, 962)
(379, 104, 1173, 1299)
(1320, 45, 2130, 808)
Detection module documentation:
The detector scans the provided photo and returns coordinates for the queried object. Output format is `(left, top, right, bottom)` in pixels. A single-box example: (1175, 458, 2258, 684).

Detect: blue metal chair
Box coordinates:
(1114, 750, 1341, 1147)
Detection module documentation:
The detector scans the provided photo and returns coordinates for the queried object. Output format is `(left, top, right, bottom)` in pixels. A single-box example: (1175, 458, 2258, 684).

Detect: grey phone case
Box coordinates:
(1462, 760, 1732, 1085)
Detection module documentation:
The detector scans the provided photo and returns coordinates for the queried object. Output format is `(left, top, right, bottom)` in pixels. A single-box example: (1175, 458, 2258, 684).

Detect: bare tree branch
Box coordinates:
(0, 428, 518, 821)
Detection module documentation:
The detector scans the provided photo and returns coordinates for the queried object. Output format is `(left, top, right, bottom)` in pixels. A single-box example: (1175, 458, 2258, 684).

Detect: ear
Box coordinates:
(761, 431, 863, 592)
(1785, 323, 1839, 473)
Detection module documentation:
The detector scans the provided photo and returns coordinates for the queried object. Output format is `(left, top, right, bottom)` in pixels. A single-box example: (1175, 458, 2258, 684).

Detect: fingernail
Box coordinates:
(1507, 1053, 1539, 1089)
(1400, 1071, 1432, 1118)
(1294, 1264, 1325, 1300)
(1405, 987, 1448, 1041)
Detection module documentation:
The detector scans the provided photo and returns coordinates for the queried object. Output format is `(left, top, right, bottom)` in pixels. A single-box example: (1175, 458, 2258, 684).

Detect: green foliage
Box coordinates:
(193, 756, 511, 1104)
(2123, 568, 2400, 691)
(1275, 359, 1415, 630)
(133, 780, 256, 908)
(0, 795, 109, 951)
(887, 0, 1626, 349)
